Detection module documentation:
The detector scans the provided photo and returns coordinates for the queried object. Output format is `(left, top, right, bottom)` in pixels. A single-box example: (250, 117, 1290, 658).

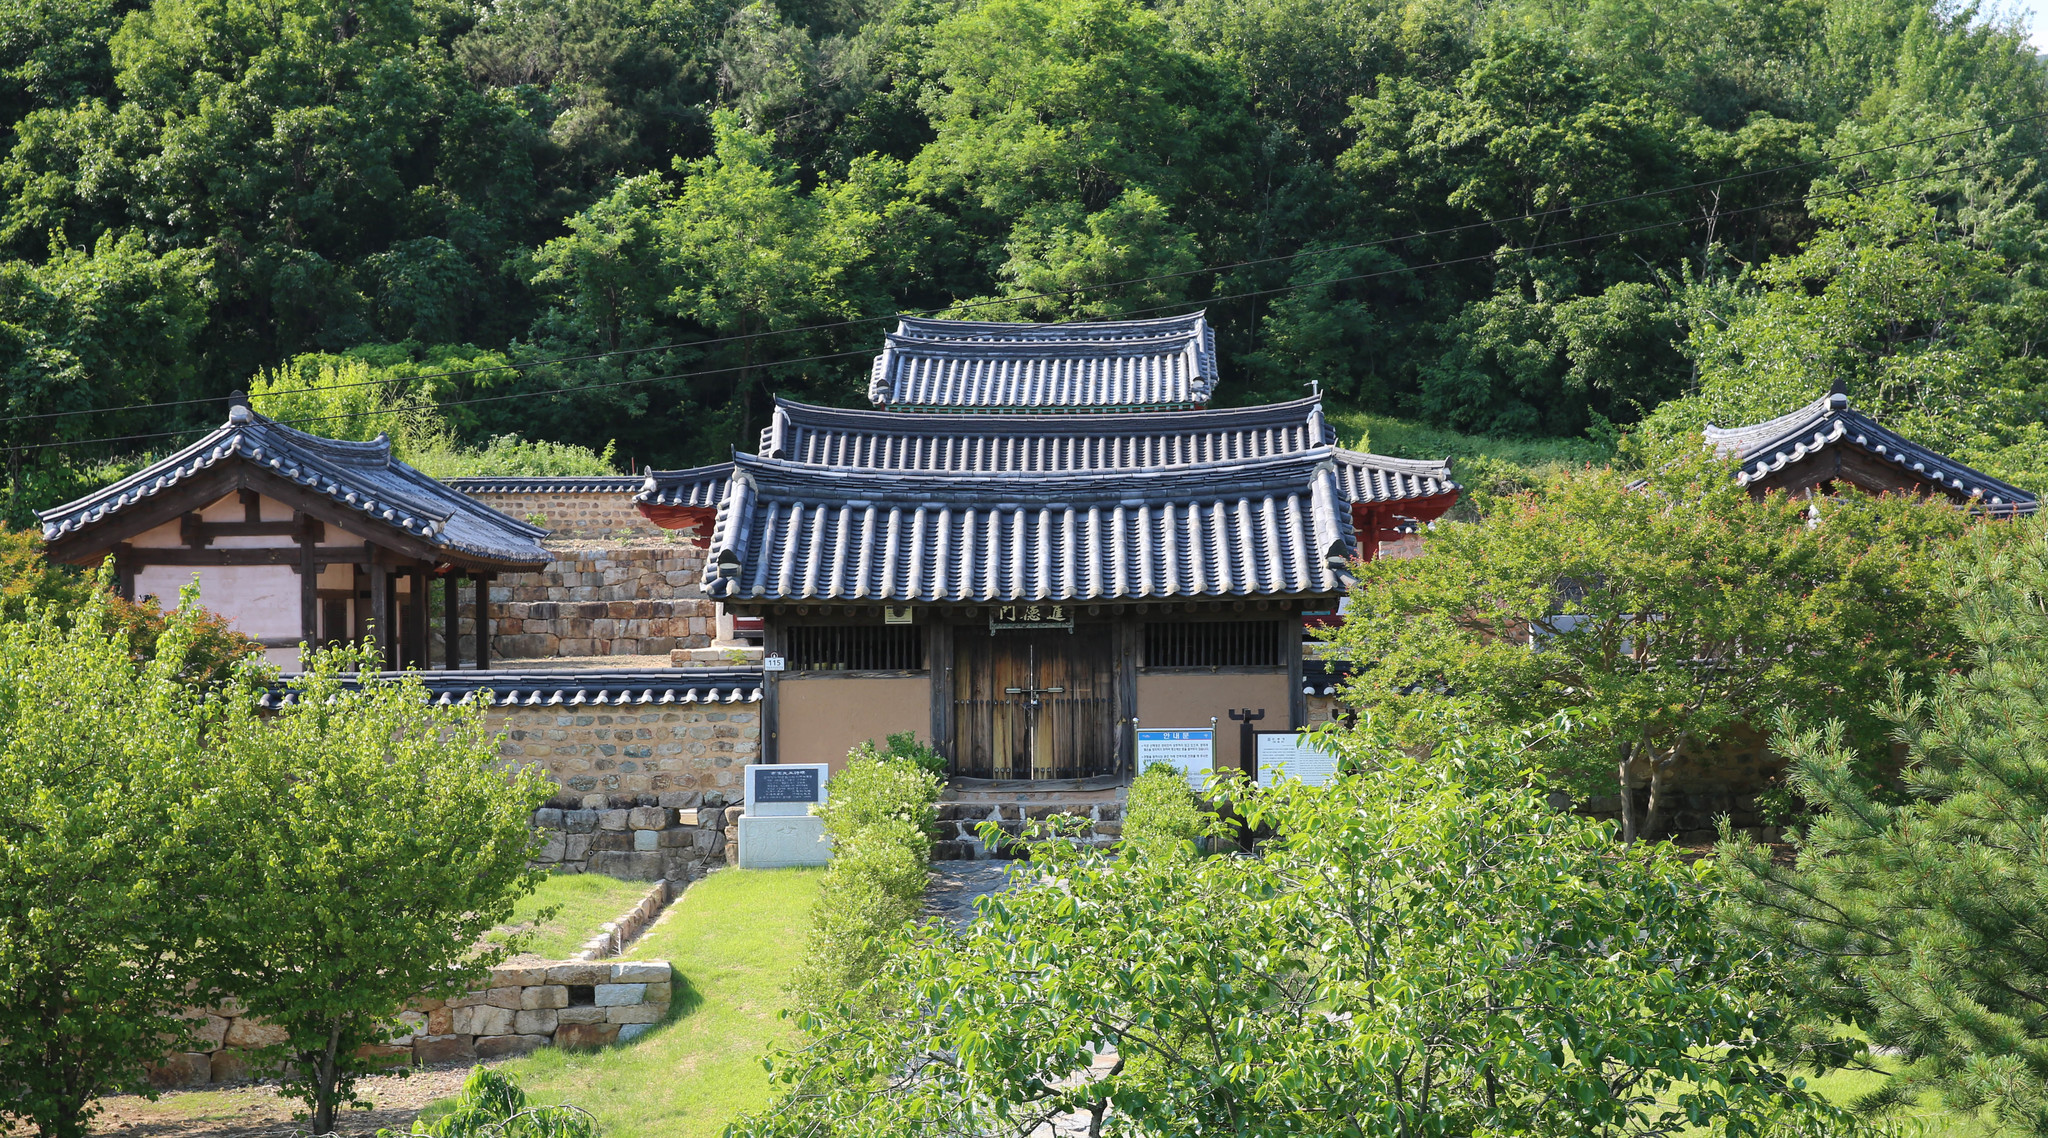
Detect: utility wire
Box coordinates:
(13, 152, 2005, 457)
(4, 108, 2036, 431)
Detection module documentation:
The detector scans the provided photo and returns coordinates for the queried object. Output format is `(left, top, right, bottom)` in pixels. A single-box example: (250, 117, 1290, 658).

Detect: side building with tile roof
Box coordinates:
(639, 315, 1460, 785)
(40, 396, 550, 670)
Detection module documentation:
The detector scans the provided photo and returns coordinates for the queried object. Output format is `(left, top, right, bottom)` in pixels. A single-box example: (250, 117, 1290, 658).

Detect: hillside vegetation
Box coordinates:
(2, 0, 2044, 518)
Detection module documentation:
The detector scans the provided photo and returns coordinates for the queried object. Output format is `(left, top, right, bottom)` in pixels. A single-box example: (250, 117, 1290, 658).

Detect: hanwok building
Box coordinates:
(637, 312, 1459, 784)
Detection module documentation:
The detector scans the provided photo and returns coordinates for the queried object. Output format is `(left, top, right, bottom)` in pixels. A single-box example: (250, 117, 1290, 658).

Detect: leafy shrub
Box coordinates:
(387, 1065, 598, 1137)
(878, 730, 947, 778)
(789, 747, 944, 1014)
(1122, 763, 1207, 851)
(819, 744, 943, 848)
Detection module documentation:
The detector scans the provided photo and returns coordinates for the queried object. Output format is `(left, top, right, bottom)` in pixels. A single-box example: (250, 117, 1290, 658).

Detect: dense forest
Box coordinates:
(1, 0, 2044, 521)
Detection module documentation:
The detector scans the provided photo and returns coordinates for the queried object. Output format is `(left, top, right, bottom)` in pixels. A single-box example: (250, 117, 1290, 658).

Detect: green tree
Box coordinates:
(736, 714, 1868, 1137)
(1329, 449, 1980, 841)
(1722, 523, 2048, 1135)
(0, 584, 236, 1138)
(1650, 192, 2048, 488)
(196, 647, 552, 1135)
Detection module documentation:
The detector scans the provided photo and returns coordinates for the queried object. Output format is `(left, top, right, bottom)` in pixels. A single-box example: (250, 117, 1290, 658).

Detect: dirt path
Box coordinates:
(86, 1064, 489, 1138)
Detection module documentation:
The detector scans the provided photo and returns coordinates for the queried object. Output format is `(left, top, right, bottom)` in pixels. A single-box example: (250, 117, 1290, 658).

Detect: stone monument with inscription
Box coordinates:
(736, 763, 832, 869)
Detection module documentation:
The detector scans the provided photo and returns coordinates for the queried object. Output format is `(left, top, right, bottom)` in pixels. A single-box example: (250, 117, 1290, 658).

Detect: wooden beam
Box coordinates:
(239, 488, 262, 523)
(121, 547, 383, 568)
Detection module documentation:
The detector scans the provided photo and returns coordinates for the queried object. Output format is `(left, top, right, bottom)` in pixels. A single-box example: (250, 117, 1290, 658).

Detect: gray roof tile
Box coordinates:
(702, 450, 1357, 602)
(868, 312, 1219, 410)
(40, 408, 551, 566)
(1705, 392, 2037, 515)
(257, 667, 762, 706)
(636, 463, 734, 508)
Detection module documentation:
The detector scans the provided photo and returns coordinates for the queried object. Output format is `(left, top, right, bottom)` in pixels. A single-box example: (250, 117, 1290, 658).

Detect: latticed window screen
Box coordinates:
(1144, 621, 1284, 668)
(784, 625, 925, 670)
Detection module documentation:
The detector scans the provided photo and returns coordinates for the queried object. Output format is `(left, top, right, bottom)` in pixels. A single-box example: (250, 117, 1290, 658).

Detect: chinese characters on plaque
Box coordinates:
(988, 603, 1075, 631)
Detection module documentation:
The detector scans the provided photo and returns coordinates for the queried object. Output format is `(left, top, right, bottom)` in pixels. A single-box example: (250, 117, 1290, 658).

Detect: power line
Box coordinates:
(4, 108, 2036, 432)
(17, 152, 1997, 458)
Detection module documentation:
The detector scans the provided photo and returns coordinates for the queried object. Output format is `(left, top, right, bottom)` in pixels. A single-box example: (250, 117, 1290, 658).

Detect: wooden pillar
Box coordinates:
(762, 618, 781, 764)
(298, 532, 317, 657)
(443, 571, 461, 670)
(367, 550, 390, 671)
(403, 564, 428, 670)
(473, 573, 491, 670)
(1116, 615, 1139, 778)
(1286, 610, 1307, 730)
(113, 543, 135, 601)
(927, 614, 954, 766)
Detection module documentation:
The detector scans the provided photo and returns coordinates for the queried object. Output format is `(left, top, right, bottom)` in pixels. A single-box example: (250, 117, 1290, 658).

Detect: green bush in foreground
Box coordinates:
(738, 715, 1872, 1138)
(1121, 762, 1208, 852)
(1724, 526, 2048, 1135)
(387, 1065, 598, 1137)
(196, 646, 554, 1135)
(0, 587, 234, 1138)
(786, 747, 942, 1015)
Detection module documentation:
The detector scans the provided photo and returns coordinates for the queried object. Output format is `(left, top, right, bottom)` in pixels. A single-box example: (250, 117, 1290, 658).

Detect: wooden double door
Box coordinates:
(951, 624, 1119, 780)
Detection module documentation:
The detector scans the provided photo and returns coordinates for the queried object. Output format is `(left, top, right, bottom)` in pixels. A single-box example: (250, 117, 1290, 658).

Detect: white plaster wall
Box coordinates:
(134, 565, 302, 642)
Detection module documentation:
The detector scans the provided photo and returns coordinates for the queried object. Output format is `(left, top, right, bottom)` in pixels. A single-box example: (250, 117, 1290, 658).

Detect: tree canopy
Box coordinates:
(1, 0, 2044, 521)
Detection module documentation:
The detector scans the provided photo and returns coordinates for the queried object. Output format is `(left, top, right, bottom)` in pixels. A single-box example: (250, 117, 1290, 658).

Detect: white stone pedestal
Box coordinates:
(737, 814, 830, 869)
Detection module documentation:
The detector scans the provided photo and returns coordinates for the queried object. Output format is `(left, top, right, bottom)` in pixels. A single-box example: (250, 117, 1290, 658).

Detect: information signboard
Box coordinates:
(744, 763, 831, 817)
(1136, 728, 1216, 789)
(1254, 732, 1340, 788)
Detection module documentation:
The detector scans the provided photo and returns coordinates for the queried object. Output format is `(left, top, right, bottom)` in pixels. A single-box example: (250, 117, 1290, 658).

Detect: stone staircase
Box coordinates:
(935, 782, 1127, 860)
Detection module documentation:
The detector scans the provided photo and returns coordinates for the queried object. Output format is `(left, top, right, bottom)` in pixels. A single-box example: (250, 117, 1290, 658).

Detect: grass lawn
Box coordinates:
(489, 872, 653, 961)
(477, 868, 824, 1136)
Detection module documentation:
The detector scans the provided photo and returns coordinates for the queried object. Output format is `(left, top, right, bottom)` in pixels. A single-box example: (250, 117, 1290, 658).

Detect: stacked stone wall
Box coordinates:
(490, 704, 760, 803)
(530, 798, 734, 882)
(464, 489, 664, 541)
(150, 960, 672, 1087)
(490, 546, 716, 659)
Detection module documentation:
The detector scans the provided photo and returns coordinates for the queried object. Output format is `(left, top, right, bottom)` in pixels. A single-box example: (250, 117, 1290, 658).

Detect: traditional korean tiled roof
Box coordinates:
(255, 667, 763, 708)
(762, 396, 1335, 471)
(39, 406, 551, 566)
(868, 312, 1220, 411)
(445, 476, 646, 495)
(701, 450, 1357, 602)
(1705, 392, 2038, 516)
(636, 463, 734, 509)
(1331, 451, 1457, 506)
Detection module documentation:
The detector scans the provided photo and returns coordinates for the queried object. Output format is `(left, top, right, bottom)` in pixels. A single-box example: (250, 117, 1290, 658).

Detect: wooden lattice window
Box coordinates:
(784, 625, 924, 671)
(1144, 621, 1284, 668)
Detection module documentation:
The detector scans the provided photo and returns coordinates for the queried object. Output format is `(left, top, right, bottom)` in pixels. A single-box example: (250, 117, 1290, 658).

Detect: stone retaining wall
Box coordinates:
(532, 797, 734, 882)
(150, 960, 672, 1088)
(931, 802, 1123, 860)
(494, 705, 761, 802)
(488, 546, 717, 660)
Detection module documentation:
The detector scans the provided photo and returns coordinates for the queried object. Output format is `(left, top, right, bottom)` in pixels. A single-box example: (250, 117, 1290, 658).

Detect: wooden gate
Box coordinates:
(951, 624, 1118, 780)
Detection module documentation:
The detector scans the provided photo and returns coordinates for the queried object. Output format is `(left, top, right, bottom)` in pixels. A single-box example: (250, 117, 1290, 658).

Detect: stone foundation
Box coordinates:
(930, 801, 1124, 860)
(149, 960, 673, 1087)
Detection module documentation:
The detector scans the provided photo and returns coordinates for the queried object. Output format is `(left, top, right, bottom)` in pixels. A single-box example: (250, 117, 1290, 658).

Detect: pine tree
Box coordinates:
(1722, 523, 2048, 1134)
